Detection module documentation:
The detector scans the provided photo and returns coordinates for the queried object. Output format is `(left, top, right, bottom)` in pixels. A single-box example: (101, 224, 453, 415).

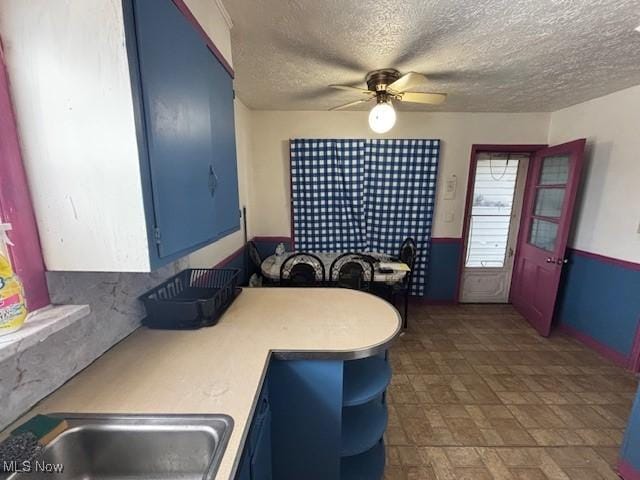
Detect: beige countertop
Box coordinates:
(10, 288, 401, 480)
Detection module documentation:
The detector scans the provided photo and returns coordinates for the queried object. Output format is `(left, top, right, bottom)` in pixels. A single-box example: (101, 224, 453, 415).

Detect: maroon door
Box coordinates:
(510, 139, 586, 336)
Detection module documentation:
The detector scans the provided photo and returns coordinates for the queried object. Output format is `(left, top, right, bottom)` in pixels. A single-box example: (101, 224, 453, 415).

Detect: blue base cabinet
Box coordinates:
(237, 383, 273, 480)
(341, 354, 390, 480)
(341, 440, 386, 480)
(236, 353, 391, 480)
(620, 385, 640, 477)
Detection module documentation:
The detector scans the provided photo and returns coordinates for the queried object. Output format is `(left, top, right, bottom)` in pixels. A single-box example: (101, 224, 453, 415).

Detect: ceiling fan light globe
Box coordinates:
(368, 101, 396, 134)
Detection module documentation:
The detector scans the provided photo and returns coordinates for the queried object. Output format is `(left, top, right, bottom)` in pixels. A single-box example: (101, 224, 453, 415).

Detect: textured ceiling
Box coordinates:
(222, 0, 640, 112)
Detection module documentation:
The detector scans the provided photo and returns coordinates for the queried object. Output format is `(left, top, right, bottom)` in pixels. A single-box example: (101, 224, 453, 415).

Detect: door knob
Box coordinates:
(546, 257, 554, 263)
(558, 258, 568, 265)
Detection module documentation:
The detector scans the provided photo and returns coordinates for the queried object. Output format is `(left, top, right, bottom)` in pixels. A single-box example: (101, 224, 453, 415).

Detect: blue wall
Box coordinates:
(555, 249, 640, 358)
(215, 245, 249, 285)
(621, 386, 640, 474)
(423, 240, 463, 303)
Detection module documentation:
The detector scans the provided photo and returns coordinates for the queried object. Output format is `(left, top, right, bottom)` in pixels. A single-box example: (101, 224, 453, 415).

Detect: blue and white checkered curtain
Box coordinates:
(290, 138, 440, 296)
(290, 139, 367, 251)
(364, 139, 440, 295)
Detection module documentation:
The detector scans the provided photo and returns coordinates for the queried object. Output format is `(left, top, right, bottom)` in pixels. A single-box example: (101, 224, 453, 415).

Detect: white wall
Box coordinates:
(548, 85, 640, 263)
(246, 111, 550, 239)
(183, 0, 233, 65)
(0, 0, 245, 271)
(0, 0, 150, 271)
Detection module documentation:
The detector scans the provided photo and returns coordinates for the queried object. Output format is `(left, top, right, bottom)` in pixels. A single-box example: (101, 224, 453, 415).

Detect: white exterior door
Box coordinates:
(460, 154, 529, 303)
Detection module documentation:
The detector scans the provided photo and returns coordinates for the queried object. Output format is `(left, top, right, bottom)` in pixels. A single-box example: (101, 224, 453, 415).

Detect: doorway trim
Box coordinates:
(631, 319, 640, 374)
(457, 144, 547, 303)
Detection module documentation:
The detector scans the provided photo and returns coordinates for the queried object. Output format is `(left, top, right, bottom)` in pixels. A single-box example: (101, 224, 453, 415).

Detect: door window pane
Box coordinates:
(466, 216, 512, 267)
(539, 155, 569, 185)
(534, 187, 565, 218)
(529, 218, 558, 251)
(466, 156, 520, 268)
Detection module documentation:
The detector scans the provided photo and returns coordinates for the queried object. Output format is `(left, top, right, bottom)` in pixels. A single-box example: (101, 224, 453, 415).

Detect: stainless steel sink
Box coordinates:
(8, 413, 233, 480)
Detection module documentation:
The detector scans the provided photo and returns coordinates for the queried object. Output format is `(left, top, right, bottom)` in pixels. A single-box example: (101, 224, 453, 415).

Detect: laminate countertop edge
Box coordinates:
(2, 288, 402, 480)
(226, 290, 402, 478)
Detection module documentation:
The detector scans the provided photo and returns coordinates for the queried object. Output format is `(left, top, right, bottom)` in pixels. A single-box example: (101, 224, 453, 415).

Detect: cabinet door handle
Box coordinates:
(208, 165, 218, 197)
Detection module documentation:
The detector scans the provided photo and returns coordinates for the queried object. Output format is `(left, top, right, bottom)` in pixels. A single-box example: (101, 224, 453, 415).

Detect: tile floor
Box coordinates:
(384, 303, 638, 480)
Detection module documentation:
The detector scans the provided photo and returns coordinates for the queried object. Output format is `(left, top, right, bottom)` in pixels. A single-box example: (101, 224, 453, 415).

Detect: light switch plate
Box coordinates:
(444, 175, 457, 200)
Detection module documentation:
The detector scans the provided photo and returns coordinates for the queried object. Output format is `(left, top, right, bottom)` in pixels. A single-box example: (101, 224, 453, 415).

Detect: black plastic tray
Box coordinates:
(140, 268, 240, 329)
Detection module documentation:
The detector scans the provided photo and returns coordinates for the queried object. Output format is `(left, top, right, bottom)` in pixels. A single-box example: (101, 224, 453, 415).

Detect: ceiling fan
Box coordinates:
(329, 68, 447, 133)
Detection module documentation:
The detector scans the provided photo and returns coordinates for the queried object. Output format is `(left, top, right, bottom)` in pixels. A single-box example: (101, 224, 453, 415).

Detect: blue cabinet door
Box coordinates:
(236, 451, 251, 480)
(133, 0, 230, 259)
(250, 407, 272, 480)
(621, 386, 640, 474)
(207, 57, 240, 237)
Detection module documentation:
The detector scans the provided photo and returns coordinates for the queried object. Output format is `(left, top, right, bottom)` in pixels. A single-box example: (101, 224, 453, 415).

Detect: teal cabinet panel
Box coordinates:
(124, 0, 240, 267)
(341, 440, 385, 480)
(235, 354, 390, 480)
(250, 407, 272, 480)
(235, 381, 272, 480)
(343, 356, 392, 407)
(208, 60, 240, 237)
(133, 0, 218, 259)
(236, 452, 251, 480)
(268, 360, 343, 480)
(341, 397, 388, 457)
(620, 385, 640, 473)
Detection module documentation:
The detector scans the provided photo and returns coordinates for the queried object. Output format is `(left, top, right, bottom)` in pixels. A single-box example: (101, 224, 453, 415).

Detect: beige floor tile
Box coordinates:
(405, 466, 438, 480)
(510, 467, 552, 480)
(476, 447, 514, 479)
(442, 447, 484, 467)
(385, 304, 637, 480)
(398, 445, 425, 466)
(453, 466, 493, 479)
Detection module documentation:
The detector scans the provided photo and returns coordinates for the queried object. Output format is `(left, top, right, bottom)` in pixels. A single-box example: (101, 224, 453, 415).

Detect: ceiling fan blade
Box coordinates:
(329, 84, 374, 95)
(329, 98, 373, 111)
(387, 72, 428, 92)
(397, 92, 447, 105)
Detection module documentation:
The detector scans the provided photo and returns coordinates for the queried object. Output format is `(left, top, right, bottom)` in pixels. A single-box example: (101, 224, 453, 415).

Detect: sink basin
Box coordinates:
(8, 413, 233, 480)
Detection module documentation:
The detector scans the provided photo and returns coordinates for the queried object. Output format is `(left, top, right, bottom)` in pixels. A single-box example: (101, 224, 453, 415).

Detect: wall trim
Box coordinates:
(568, 247, 640, 271)
(431, 237, 463, 244)
(630, 320, 640, 374)
(214, 244, 246, 269)
(214, 0, 234, 29)
(170, 0, 235, 78)
(619, 460, 640, 480)
(411, 298, 458, 306)
(251, 236, 293, 244)
(556, 324, 630, 369)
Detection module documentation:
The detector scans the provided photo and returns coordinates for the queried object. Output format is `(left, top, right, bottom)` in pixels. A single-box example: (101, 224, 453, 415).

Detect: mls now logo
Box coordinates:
(3, 460, 64, 474)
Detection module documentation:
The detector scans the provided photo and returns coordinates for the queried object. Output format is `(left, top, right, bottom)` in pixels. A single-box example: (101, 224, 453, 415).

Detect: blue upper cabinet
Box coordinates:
(127, 0, 240, 264)
(207, 47, 241, 238)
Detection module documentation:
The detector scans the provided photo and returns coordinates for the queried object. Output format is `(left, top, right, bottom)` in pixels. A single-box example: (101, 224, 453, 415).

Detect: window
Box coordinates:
(465, 155, 521, 268)
(527, 155, 569, 252)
